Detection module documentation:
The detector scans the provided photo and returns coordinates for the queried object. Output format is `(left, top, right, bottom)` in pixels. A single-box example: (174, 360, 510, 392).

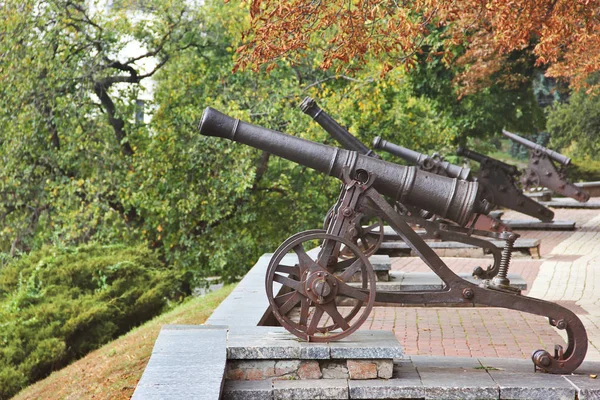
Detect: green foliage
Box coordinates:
(0, 244, 183, 399)
(546, 90, 600, 162)
(569, 160, 600, 183)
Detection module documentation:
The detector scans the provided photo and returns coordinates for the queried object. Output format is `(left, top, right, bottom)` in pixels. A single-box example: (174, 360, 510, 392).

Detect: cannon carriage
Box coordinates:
(199, 106, 588, 374)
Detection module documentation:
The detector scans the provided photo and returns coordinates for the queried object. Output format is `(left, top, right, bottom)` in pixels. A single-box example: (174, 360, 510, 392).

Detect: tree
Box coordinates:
(547, 90, 600, 161)
(236, 1, 600, 93)
(0, 0, 203, 255)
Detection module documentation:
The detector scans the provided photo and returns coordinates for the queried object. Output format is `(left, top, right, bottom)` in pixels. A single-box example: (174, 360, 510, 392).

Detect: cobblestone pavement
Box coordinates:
(360, 201, 600, 361)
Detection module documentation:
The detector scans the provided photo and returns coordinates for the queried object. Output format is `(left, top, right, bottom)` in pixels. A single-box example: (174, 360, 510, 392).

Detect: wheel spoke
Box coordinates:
(339, 259, 364, 282)
(293, 244, 313, 273)
(365, 222, 380, 233)
(299, 297, 310, 327)
(321, 302, 350, 330)
(336, 281, 370, 302)
(276, 264, 300, 277)
(279, 292, 302, 315)
(273, 291, 296, 307)
(333, 257, 358, 272)
(307, 306, 325, 336)
(273, 273, 300, 290)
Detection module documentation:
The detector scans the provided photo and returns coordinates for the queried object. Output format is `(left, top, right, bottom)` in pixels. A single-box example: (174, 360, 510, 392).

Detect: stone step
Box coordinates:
(575, 181, 600, 197)
(360, 271, 528, 291)
(225, 327, 403, 382)
(377, 237, 541, 259)
(524, 190, 553, 201)
(502, 219, 576, 230)
(223, 356, 600, 400)
(539, 199, 600, 208)
(132, 325, 228, 400)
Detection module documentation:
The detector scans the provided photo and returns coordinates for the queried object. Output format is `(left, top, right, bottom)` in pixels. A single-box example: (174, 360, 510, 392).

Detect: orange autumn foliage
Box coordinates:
(235, 0, 600, 93)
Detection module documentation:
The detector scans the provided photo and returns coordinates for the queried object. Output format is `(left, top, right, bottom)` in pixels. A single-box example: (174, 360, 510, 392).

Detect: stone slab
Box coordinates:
(273, 379, 349, 400)
(366, 271, 527, 291)
(502, 219, 576, 230)
(132, 325, 227, 400)
(368, 254, 391, 271)
(227, 327, 329, 360)
(207, 253, 272, 327)
(410, 355, 483, 370)
(227, 327, 403, 361)
(379, 238, 539, 250)
(223, 380, 274, 400)
(539, 199, 600, 209)
(575, 181, 600, 197)
(488, 371, 575, 400)
(329, 331, 404, 360)
(564, 375, 600, 400)
(349, 379, 424, 399)
(418, 367, 499, 399)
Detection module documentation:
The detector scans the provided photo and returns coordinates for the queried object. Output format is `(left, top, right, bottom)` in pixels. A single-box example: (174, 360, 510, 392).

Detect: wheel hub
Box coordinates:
(305, 271, 337, 304)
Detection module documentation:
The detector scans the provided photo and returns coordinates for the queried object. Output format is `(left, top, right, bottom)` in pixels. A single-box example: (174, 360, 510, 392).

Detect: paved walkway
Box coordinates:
(359, 201, 600, 361)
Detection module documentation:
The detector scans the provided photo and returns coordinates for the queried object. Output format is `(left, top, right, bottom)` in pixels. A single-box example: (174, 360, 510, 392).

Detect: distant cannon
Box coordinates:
(372, 137, 470, 180)
(200, 107, 488, 226)
(502, 130, 589, 202)
(456, 146, 555, 222)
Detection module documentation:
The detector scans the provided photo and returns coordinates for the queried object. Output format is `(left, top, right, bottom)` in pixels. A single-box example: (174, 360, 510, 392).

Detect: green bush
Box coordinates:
(569, 159, 600, 182)
(0, 244, 186, 399)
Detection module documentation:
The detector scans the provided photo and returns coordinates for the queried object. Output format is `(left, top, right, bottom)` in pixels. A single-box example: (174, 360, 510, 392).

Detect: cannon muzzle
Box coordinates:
(502, 130, 571, 166)
(457, 146, 520, 176)
(374, 137, 470, 181)
(200, 107, 491, 226)
(299, 97, 378, 158)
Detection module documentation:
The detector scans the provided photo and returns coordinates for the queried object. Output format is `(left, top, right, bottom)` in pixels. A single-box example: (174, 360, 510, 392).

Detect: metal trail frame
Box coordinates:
(323, 172, 587, 374)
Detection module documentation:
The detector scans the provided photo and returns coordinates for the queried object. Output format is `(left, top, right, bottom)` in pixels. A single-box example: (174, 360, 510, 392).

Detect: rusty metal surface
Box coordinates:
(373, 136, 471, 181)
(199, 107, 588, 374)
(502, 130, 590, 203)
(457, 146, 555, 221)
(200, 107, 489, 226)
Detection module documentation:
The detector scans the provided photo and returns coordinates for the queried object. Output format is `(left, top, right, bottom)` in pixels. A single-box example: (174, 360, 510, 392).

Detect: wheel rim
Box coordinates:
(266, 230, 376, 342)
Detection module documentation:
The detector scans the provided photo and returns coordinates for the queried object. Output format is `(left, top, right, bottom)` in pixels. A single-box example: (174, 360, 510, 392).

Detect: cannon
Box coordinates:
(457, 146, 555, 222)
(199, 106, 587, 374)
(299, 97, 511, 279)
(372, 137, 470, 181)
(502, 130, 590, 202)
(201, 107, 487, 226)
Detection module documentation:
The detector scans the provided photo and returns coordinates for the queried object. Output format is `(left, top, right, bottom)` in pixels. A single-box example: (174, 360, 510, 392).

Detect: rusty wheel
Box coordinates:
(266, 230, 376, 342)
(324, 207, 384, 258)
(341, 214, 384, 258)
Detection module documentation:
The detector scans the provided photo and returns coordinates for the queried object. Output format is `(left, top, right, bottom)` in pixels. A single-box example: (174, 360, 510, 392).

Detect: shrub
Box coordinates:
(0, 244, 186, 399)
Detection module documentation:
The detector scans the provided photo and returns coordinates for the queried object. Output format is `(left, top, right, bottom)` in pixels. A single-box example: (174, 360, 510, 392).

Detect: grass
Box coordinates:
(12, 284, 236, 400)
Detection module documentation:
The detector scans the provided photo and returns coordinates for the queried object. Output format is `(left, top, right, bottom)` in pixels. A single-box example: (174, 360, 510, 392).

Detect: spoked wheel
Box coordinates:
(266, 230, 376, 342)
(342, 214, 384, 258)
(323, 207, 384, 258)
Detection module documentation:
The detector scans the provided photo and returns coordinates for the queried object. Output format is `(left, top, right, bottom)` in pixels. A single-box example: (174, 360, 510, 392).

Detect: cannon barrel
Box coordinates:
(457, 146, 519, 176)
(299, 97, 377, 158)
(373, 137, 470, 181)
(502, 130, 571, 166)
(199, 107, 491, 226)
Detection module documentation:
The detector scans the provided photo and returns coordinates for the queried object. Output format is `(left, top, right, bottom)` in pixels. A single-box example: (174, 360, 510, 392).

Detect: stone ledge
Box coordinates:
(227, 327, 403, 361)
(273, 379, 348, 400)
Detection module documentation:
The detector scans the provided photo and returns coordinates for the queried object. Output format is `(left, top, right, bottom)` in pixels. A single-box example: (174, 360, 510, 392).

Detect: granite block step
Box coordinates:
(223, 357, 600, 399)
(347, 271, 527, 292)
(377, 238, 540, 258)
(131, 325, 228, 400)
(502, 219, 576, 230)
(539, 199, 600, 208)
(227, 327, 403, 360)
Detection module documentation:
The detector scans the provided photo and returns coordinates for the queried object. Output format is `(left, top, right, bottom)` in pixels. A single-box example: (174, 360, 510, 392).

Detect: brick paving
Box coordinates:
(360, 201, 600, 361)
